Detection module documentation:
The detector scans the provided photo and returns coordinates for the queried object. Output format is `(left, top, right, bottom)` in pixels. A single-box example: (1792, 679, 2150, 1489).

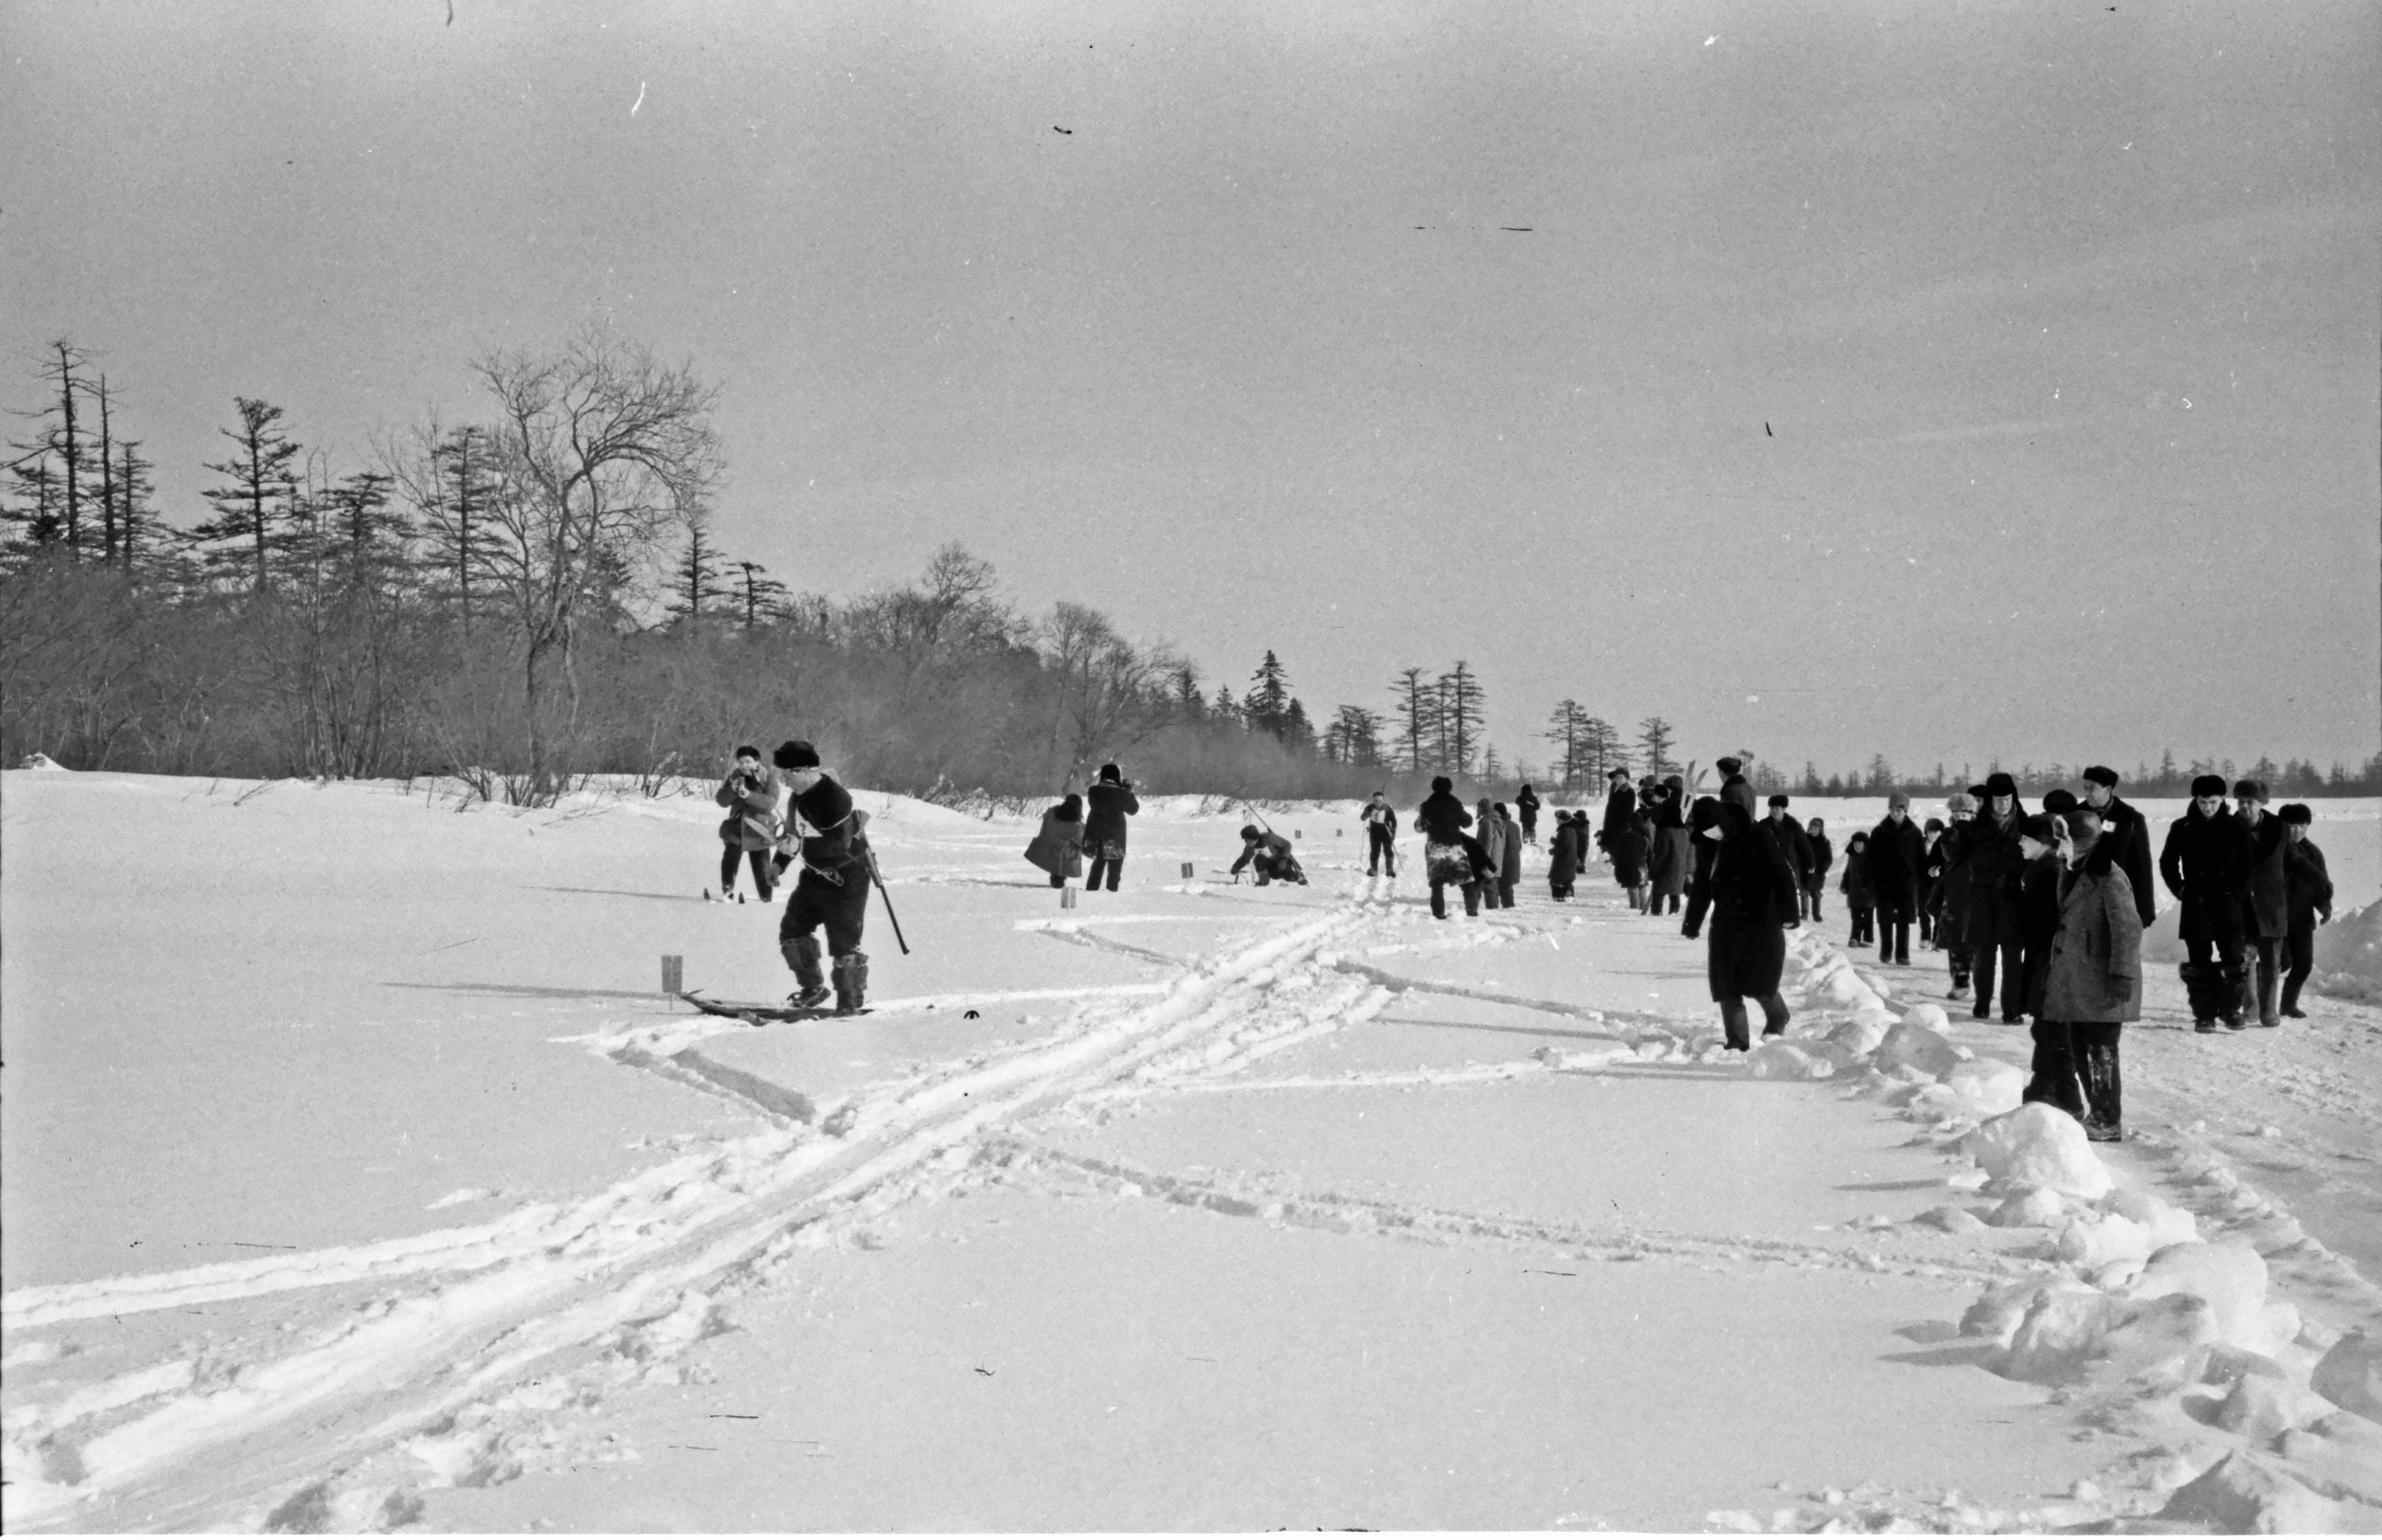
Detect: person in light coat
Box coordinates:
(2034, 805, 2142, 1142)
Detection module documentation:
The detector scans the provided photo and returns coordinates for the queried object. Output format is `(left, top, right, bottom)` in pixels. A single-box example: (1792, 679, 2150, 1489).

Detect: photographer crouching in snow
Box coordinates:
(771, 740, 874, 1015)
(1230, 825, 1307, 886)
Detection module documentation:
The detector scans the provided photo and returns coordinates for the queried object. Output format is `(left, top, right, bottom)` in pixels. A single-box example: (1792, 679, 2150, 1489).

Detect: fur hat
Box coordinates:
(1098, 762, 1122, 784)
(2042, 788, 2078, 815)
(1923, 816, 1945, 833)
(2190, 773, 2228, 798)
(1605, 767, 1630, 782)
(2233, 778, 2268, 803)
(1767, 794, 1789, 808)
(2081, 765, 2119, 788)
(733, 744, 762, 761)
(1984, 771, 2018, 798)
(2063, 809, 2099, 839)
(1809, 816, 1827, 831)
(1239, 824, 1262, 841)
(2280, 803, 2313, 825)
(2018, 813, 2059, 845)
(1946, 793, 1977, 816)
(771, 740, 821, 771)
(1432, 776, 1453, 793)
(1714, 756, 1744, 776)
(1967, 785, 1989, 799)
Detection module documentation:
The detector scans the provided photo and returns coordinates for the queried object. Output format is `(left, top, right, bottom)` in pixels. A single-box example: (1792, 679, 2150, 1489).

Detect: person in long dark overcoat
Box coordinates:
(713, 745, 783, 902)
(1494, 802, 1523, 908)
(1514, 783, 1541, 845)
(2160, 773, 2250, 1031)
(1082, 762, 1140, 893)
(1474, 798, 1509, 911)
(2232, 780, 2289, 1026)
(1607, 814, 1650, 911)
(1863, 793, 1929, 967)
(1600, 768, 1637, 859)
(2080, 767, 2158, 928)
(1714, 756, 1758, 818)
(1548, 810, 1582, 899)
(1964, 771, 2031, 1023)
(2014, 813, 2066, 1026)
(1937, 793, 1980, 997)
(1764, 796, 1814, 916)
(2278, 803, 2333, 1019)
(1703, 799, 1801, 1050)
(1838, 832, 1874, 946)
(1645, 784, 1689, 914)
(1803, 818, 1834, 922)
(2035, 805, 2143, 1142)
(1681, 796, 1723, 939)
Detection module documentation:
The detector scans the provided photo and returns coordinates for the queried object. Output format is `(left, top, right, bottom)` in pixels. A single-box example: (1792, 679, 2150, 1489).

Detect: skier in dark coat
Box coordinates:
(1802, 818, 1834, 922)
(2278, 803, 2333, 1019)
(2080, 766, 2158, 928)
(2233, 780, 2289, 1026)
(1838, 832, 1875, 947)
(1703, 799, 1800, 1050)
(1359, 791, 1400, 877)
(772, 740, 875, 1014)
(1082, 763, 1140, 893)
(1964, 771, 2030, 1023)
(1863, 794, 1928, 966)
(1514, 784, 1541, 845)
(1415, 776, 1477, 920)
(1230, 825, 1305, 885)
(2160, 773, 2250, 1031)
(714, 744, 782, 902)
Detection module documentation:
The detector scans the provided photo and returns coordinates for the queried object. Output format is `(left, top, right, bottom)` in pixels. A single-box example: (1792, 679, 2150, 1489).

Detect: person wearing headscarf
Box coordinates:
(1025, 792, 1087, 887)
(2035, 804, 2142, 1142)
(2160, 773, 2250, 1032)
(2278, 803, 2334, 1019)
(1702, 799, 1801, 1050)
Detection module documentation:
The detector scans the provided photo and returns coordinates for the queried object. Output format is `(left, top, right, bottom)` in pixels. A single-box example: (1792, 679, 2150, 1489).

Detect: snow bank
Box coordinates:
(2312, 899, 2382, 1002)
(1960, 1104, 2112, 1199)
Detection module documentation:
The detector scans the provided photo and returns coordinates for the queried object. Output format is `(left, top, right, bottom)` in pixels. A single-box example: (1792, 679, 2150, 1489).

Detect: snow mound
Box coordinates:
(2157, 1451, 2347, 1534)
(1960, 1104, 2112, 1199)
(2311, 1328, 2382, 1422)
(1874, 1019, 1963, 1080)
(2131, 1243, 2301, 1357)
(1988, 1185, 2068, 1228)
(1744, 1039, 1841, 1080)
(17, 751, 69, 770)
(1942, 1058, 2023, 1115)
(1823, 1014, 1888, 1055)
(2313, 900, 2382, 1001)
(1899, 1002, 1953, 1034)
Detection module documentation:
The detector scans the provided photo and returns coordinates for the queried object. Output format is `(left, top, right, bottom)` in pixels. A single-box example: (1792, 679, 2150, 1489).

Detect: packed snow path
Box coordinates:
(3, 774, 2378, 1532)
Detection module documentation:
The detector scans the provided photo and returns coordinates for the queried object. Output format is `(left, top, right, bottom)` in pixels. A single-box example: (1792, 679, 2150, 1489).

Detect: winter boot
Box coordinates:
(2078, 1038, 2123, 1142)
(2220, 963, 2249, 1029)
(2280, 976, 2307, 1019)
(1719, 999, 1752, 1053)
(1757, 992, 1791, 1039)
(2022, 1021, 2084, 1121)
(782, 934, 830, 1010)
(2255, 954, 2281, 1027)
(831, 951, 869, 1016)
(2180, 962, 2220, 1032)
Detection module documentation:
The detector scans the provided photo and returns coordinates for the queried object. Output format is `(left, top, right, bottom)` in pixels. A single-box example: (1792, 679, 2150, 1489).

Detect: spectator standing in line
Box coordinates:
(1645, 782, 1690, 915)
(1965, 772, 2030, 1024)
(2234, 779, 2289, 1028)
(1701, 798, 1802, 1051)
(1764, 796, 1814, 924)
(1514, 782, 1541, 845)
(2160, 773, 2250, 1032)
(1802, 817, 1834, 923)
(1494, 801, 1523, 908)
(1863, 792, 1929, 967)
(1918, 817, 1949, 947)
(2080, 767, 2158, 928)
(2279, 803, 2333, 1019)
(2036, 803, 2142, 1142)
(1548, 809, 1583, 899)
(1839, 831, 1875, 947)
(1937, 792, 1981, 999)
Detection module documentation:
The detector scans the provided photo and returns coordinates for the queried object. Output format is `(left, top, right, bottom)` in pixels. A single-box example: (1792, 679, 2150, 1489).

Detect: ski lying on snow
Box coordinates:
(679, 991, 869, 1023)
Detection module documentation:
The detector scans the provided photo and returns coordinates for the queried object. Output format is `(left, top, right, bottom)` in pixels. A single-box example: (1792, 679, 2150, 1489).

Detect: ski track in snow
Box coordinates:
(8, 843, 2380, 1533)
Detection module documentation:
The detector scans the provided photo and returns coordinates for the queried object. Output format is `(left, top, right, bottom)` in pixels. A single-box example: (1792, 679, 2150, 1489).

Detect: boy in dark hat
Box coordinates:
(2080, 767, 2156, 927)
(2278, 804, 2333, 1019)
(1965, 771, 2030, 1023)
(1863, 792, 1928, 965)
(771, 740, 874, 1014)
(2160, 774, 2249, 1031)
(2234, 780, 2289, 1026)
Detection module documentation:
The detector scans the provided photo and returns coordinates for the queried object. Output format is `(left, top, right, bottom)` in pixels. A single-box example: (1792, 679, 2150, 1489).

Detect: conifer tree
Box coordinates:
(194, 397, 303, 593)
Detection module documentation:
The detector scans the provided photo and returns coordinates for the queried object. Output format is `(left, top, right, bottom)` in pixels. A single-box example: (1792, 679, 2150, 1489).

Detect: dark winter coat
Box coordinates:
(1360, 799, 1400, 837)
(2284, 839, 2333, 926)
(1498, 818, 1523, 886)
(1805, 832, 1835, 890)
(1416, 789, 1474, 844)
(2238, 811, 2289, 940)
(1600, 783, 1638, 848)
(1607, 822, 1649, 887)
(2018, 848, 2066, 1017)
(1719, 773, 1758, 818)
(715, 766, 782, 852)
(1647, 795, 1689, 897)
(1935, 822, 1978, 938)
(1837, 837, 1874, 906)
(1084, 781, 1140, 853)
(787, 774, 866, 879)
(1025, 804, 1085, 879)
(2160, 803, 2250, 947)
(1230, 830, 1296, 877)
(1705, 803, 1799, 1001)
(2040, 839, 2143, 1024)
(1548, 819, 1582, 890)
(1514, 787, 1541, 834)
(1863, 815, 1928, 921)
(1766, 814, 1816, 887)
(2091, 794, 2160, 927)
(1963, 804, 2030, 947)
(1681, 797, 1724, 938)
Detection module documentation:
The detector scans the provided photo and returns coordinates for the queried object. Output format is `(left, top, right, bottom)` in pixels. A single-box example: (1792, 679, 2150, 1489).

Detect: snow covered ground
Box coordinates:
(3, 771, 2378, 1533)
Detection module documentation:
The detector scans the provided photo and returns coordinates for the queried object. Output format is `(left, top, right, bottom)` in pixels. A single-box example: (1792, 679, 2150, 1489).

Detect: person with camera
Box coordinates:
(1083, 762, 1140, 893)
(713, 744, 782, 902)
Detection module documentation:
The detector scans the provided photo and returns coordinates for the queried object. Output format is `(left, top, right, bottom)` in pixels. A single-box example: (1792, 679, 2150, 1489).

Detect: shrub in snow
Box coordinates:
(1960, 1103, 2113, 1199)
(2156, 1451, 2345, 1534)
(1988, 1185, 2068, 1228)
(2310, 1328, 2382, 1424)
(1875, 1019, 1964, 1080)
(1942, 1058, 2023, 1115)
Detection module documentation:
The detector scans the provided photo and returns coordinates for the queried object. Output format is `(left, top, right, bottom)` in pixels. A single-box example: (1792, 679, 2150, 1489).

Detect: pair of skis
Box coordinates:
(679, 990, 870, 1024)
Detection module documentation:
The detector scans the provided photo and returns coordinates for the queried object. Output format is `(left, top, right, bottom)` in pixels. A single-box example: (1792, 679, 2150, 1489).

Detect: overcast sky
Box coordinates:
(6, 0, 2376, 779)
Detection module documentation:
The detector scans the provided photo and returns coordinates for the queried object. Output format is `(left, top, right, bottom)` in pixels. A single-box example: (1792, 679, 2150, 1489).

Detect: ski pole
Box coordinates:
(866, 852, 911, 956)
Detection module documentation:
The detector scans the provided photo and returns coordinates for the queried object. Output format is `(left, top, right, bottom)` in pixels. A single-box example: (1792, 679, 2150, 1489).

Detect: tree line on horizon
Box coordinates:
(8, 334, 2377, 805)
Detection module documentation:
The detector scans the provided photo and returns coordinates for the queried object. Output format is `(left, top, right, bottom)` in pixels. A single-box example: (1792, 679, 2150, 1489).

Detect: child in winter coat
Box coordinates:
(1839, 831, 1875, 946)
(1803, 818, 1833, 922)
